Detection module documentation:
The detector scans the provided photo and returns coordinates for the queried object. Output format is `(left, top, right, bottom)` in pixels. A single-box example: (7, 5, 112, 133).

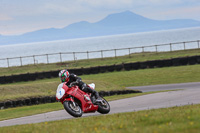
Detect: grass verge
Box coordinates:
(0, 104, 200, 133)
(1, 64, 200, 102)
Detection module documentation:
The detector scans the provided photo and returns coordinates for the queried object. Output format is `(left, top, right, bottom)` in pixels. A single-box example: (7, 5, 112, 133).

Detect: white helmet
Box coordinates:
(58, 69, 70, 82)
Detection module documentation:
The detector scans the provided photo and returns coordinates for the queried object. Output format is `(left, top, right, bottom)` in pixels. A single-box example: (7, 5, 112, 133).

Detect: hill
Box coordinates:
(1, 10, 200, 45)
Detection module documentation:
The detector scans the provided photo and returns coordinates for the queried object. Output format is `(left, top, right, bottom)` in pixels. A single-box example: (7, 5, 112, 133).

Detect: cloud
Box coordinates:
(77, 0, 183, 9)
(0, 14, 13, 21)
(0, 0, 200, 35)
(160, 6, 200, 20)
(80, 0, 133, 8)
(1, 0, 199, 17)
(42, 2, 91, 14)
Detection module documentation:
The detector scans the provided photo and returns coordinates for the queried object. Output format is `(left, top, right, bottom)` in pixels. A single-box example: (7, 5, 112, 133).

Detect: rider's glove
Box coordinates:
(68, 82, 77, 88)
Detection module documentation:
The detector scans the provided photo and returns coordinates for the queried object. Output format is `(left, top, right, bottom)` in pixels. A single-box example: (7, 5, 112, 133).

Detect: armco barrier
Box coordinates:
(0, 90, 142, 109)
(0, 55, 200, 84)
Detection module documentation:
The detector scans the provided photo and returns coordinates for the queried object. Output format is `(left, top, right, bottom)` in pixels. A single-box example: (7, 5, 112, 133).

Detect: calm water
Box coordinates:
(0, 27, 200, 67)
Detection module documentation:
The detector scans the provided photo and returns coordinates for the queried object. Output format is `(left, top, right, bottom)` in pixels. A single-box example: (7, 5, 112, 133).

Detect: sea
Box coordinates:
(0, 27, 200, 67)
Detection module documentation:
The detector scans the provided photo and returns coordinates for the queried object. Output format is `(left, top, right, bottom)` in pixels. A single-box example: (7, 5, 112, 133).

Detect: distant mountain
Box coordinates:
(1, 10, 200, 45)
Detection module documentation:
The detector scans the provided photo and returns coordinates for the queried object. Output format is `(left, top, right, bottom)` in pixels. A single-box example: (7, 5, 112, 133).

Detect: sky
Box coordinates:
(0, 0, 200, 35)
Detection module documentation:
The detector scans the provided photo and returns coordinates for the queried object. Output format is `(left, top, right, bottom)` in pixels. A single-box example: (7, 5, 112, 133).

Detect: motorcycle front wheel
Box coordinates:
(97, 97, 110, 114)
(63, 101, 82, 117)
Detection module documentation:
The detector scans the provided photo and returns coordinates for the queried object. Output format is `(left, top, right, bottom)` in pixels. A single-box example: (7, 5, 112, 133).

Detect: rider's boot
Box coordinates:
(82, 83, 101, 104)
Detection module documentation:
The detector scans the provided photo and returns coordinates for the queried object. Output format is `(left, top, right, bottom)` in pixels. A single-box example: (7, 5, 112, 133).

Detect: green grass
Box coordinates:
(1, 64, 200, 102)
(1, 48, 200, 76)
(0, 79, 60, 102)
(1, 104, 200, 133)
(0, 49, 200, 132)
(0, 101, 59, 121)
(0, 102, 62, 121)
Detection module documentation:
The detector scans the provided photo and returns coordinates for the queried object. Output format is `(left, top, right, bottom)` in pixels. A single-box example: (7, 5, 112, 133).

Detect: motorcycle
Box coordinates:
(56, 82, 110, 117)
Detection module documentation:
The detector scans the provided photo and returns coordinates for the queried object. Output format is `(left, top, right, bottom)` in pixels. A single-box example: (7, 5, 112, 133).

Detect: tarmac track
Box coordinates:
(1, 82, 200, 127)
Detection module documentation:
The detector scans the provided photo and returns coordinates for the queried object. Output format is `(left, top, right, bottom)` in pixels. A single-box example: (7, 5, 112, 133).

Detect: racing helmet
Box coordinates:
(59, 69, 70, 82)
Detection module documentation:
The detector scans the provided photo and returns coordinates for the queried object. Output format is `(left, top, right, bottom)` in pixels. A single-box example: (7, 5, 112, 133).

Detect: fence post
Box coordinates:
(198, 40, 200, 49)
(20, 57, 22, 66)
(170, 43, 172, 51)
(101, 50, 103, 58)
(155, 45, 158, 52)
(87, 51, 89, 59)
(59, 53, 62, 62)
(128, 48, 131, 58)
(73, 52, 76, 61)
(114, 49, 116, 58)
(33, 55, 35, 65)
(183, 42, 186, 50)
(142, 47, 144, 52)
(7, 58, 9, 67)
(46, 54, 49, 64)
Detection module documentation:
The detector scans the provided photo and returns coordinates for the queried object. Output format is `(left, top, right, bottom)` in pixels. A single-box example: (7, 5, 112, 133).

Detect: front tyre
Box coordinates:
(97, 97, 110, 114)
(63, 101, 82, 117)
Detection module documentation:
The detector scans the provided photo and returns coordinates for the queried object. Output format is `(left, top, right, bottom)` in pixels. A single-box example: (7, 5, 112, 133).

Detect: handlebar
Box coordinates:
(68, 81, 78, 88)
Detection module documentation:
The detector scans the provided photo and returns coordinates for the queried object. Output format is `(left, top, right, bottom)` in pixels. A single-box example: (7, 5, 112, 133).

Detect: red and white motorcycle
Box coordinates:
(56, 82, 110, 117)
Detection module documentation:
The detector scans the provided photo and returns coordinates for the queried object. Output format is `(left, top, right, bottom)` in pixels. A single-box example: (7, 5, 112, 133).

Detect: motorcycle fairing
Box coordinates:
(56, 82, 98, 113)
(65, 86, 98, 113)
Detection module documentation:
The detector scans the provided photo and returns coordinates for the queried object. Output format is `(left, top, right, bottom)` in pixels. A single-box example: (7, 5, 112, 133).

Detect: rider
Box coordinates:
(58, 69, 100, 103)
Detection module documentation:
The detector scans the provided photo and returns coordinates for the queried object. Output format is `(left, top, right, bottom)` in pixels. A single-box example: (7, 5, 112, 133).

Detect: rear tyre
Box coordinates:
(63, 101, 82, 117)
(97, 97, 110, 114)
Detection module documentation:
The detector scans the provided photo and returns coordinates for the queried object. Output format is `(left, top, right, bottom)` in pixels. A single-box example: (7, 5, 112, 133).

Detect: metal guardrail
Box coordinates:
(0, 40, 199, 67)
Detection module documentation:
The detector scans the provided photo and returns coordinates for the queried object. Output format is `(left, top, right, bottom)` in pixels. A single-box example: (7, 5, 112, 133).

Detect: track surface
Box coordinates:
(127, 82, 200, 92)
(1, 82, 200, 127)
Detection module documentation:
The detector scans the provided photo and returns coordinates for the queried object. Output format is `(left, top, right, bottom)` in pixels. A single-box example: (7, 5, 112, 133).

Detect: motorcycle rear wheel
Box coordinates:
(97, 97, 110, 114)
(63, 101, 82, 117)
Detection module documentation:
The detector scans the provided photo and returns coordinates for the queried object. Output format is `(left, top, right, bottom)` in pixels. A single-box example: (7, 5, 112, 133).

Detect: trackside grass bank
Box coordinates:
(0, 64, 200, 102)
(1, 104, 200, 133)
